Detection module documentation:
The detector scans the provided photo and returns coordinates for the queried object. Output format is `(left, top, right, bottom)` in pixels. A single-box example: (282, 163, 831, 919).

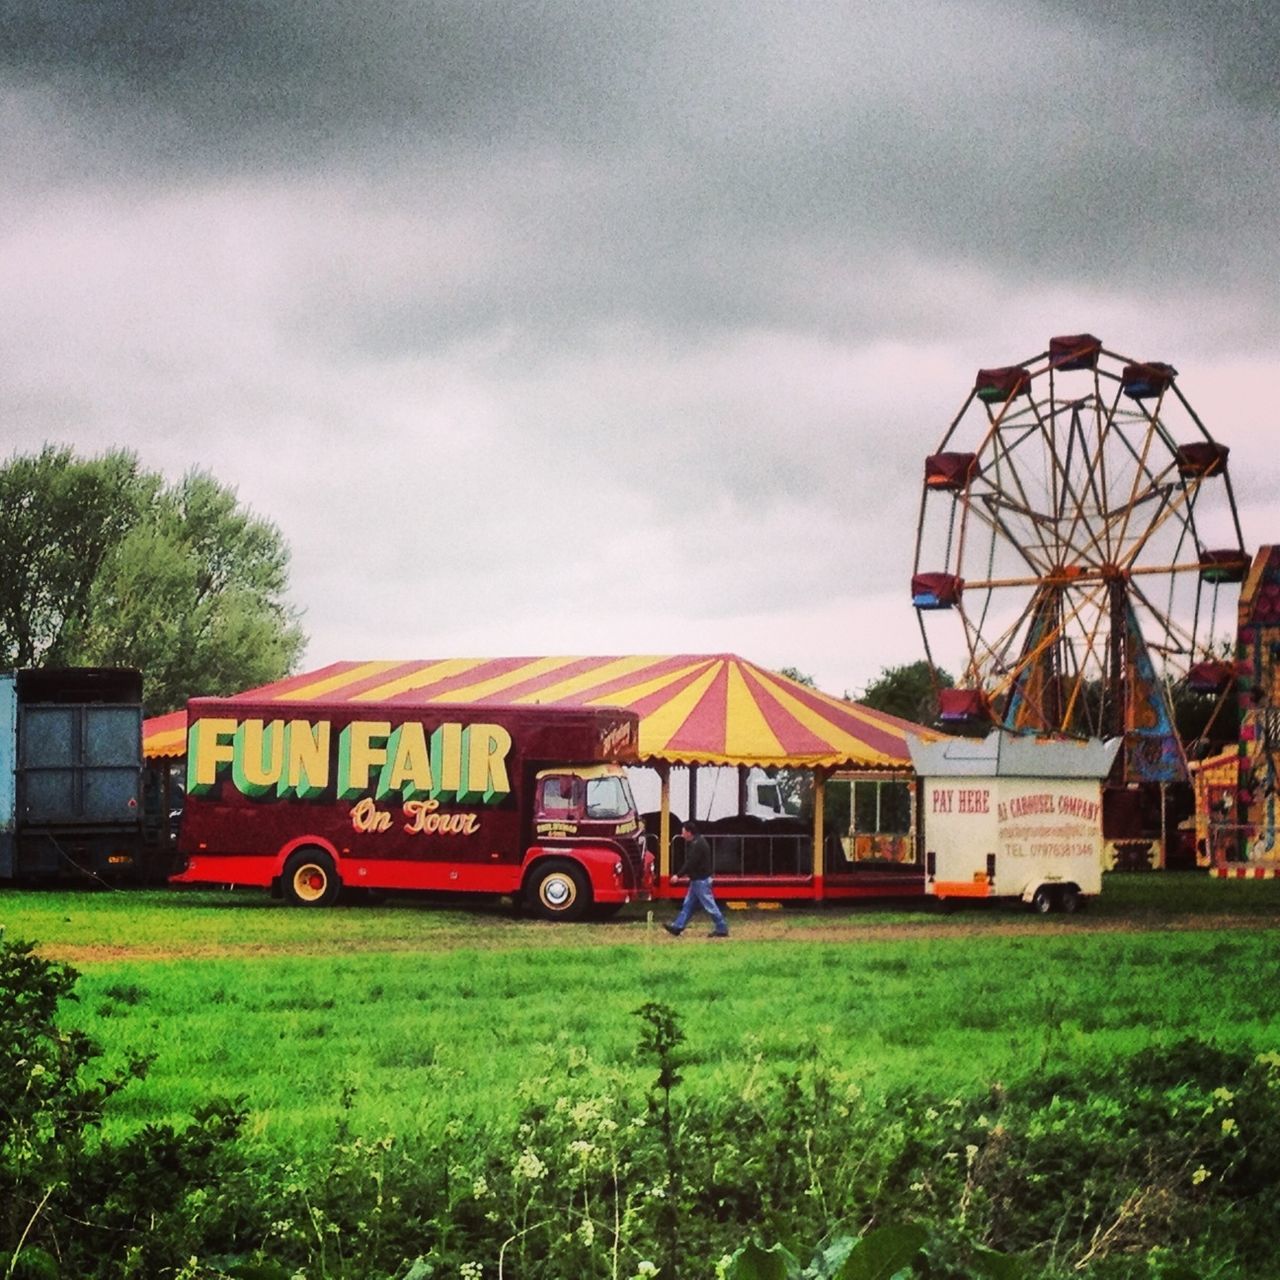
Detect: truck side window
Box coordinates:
(542, 777, 575, 813)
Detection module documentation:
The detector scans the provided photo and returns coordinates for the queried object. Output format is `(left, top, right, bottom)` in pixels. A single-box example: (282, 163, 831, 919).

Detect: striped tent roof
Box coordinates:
(143, 654, 939, 770)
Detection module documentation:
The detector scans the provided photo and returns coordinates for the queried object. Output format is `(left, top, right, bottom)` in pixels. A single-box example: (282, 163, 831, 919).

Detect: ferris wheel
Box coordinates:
(911, 333, 1248, 784)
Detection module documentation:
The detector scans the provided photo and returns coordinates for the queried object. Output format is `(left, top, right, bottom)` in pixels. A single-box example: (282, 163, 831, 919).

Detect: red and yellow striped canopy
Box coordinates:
(143, 654, 937, 770)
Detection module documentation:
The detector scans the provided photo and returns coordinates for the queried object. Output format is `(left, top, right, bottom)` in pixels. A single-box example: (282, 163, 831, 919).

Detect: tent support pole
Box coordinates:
(657, 763, 672, 894)
(813, 767, 827, 901)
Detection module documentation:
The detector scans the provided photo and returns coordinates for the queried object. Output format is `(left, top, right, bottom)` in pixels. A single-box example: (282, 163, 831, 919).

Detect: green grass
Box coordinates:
(4, 872, 1280, 1159)
(4, 869, 1279, 951)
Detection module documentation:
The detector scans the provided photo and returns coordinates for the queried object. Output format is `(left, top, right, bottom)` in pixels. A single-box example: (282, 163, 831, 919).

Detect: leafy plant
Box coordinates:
(724, 1223, 930, 1279)
(0, 935, 249, 1278)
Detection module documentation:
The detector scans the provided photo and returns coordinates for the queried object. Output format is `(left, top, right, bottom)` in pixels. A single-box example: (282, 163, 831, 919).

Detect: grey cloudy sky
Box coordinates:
(3, 1, 1277, 698)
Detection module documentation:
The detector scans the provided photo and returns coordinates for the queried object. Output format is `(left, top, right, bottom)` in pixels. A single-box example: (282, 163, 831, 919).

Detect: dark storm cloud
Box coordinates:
(1, 0, 668, 166)
(1029, 0, 1280, 113)
(8, 0, 1277, 323)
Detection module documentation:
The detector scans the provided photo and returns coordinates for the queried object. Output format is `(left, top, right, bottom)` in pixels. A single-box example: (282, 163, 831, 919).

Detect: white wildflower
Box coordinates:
(513, 1148, 548, 1181)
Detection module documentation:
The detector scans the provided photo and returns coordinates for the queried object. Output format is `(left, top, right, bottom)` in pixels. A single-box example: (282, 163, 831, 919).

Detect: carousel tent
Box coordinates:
(142, 653, 937, 768)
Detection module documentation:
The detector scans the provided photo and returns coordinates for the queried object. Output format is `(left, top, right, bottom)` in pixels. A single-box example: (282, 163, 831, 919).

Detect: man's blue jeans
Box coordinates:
(671, 877, 728, 935)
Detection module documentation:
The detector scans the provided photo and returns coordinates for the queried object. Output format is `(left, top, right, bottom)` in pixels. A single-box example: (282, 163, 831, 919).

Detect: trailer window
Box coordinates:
(585, 776, 631, 819)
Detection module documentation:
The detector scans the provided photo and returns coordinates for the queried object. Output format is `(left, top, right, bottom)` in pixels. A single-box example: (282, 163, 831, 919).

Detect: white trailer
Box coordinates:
(908, 731, 1120, 912)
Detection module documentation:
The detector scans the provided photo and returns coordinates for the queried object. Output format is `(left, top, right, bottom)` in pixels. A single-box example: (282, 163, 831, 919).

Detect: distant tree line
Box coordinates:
(0, 446, 305, 714)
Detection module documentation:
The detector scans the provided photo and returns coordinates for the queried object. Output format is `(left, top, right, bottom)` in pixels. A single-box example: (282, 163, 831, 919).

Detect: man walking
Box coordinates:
(664, 818, 729, 938)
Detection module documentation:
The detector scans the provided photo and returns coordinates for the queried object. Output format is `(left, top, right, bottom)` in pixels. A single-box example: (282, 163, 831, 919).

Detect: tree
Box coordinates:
(860, 659, 954, 727)
(0, 447, 305, 713)
(774, 667, 819, 816)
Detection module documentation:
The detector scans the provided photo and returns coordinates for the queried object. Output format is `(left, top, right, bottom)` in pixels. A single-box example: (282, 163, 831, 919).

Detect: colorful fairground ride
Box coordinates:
(1191, 545, 1280, 878)
(911, 334, 1249, 868)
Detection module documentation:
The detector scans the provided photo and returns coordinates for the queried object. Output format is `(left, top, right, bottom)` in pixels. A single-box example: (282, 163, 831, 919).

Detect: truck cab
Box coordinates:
(527, 764, 650, 918)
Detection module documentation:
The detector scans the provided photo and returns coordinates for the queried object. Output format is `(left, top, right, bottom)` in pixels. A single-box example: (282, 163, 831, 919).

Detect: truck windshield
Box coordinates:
(585, 776, 632, 820)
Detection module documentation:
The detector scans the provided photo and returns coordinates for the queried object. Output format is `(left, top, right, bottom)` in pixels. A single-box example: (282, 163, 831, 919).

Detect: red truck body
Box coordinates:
(172, 697, 648, 919)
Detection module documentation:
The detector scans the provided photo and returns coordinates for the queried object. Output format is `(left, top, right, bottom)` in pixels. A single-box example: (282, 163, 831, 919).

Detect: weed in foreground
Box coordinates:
(6, 929, 1280, 1279)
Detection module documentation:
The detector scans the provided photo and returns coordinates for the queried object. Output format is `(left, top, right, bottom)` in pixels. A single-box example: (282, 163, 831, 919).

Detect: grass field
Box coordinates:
(5, 872, 1280, 1158)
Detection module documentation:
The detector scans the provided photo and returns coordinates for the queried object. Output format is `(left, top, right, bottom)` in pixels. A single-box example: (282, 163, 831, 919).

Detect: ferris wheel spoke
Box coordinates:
(981, 422, 1045, 549)
(1079, 403, 1118, 560)
(1114, 481, 1203, 575)
(1107, 418, 1166, 561)
(1126, 578, 1200, 665)
(1050, 408, 1094, 561)
(964, 493, 1053, 578)
(1095, 484, 1178, 569)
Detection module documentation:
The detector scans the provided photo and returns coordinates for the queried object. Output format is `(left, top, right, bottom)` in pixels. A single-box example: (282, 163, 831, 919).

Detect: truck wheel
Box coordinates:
(1059, 884, 1082, 914)
(1030, 885, 1055, 915)
(283, 849, 341, 907)
(527, 860, 591, 921)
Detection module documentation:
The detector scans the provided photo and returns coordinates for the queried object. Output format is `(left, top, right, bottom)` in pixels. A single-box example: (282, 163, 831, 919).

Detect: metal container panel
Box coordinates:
(20, 703, 143, 824)
(0, 675, 15, 835)
(0, 675, 15, 875)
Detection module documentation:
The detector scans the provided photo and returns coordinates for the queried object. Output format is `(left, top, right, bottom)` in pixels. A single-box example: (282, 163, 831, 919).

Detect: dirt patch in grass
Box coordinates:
(38, 910, 1280, 965)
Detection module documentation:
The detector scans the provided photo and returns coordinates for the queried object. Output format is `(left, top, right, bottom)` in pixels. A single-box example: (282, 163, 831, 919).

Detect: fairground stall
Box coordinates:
(1191, 546, 1280, 878)
(144, 654, 942, 903)
(909, 730, 1119, 912)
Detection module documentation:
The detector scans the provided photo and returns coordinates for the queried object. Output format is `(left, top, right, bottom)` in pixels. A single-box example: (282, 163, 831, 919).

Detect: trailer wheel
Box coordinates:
(283, 849, 341, 907)
(526, 860, 591, 921)
(1030, 885, 1056, 915)
(1059, 884, 1082, 914)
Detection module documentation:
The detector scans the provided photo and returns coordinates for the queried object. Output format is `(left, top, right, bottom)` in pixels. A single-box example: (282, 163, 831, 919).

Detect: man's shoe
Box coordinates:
(709, 930, 729, 938)
(663, 923, 683, 937)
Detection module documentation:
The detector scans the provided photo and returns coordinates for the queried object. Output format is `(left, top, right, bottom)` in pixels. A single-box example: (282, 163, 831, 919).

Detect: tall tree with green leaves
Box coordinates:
(859, 659, 953, 726)
(0, 446, 305, 713)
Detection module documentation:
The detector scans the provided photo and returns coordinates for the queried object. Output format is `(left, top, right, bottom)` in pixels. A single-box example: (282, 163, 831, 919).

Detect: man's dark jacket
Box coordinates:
(679, 833, 713, 880)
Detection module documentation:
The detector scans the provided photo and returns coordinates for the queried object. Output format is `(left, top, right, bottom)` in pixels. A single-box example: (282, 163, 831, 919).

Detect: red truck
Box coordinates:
(171, 697, 650, 919)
